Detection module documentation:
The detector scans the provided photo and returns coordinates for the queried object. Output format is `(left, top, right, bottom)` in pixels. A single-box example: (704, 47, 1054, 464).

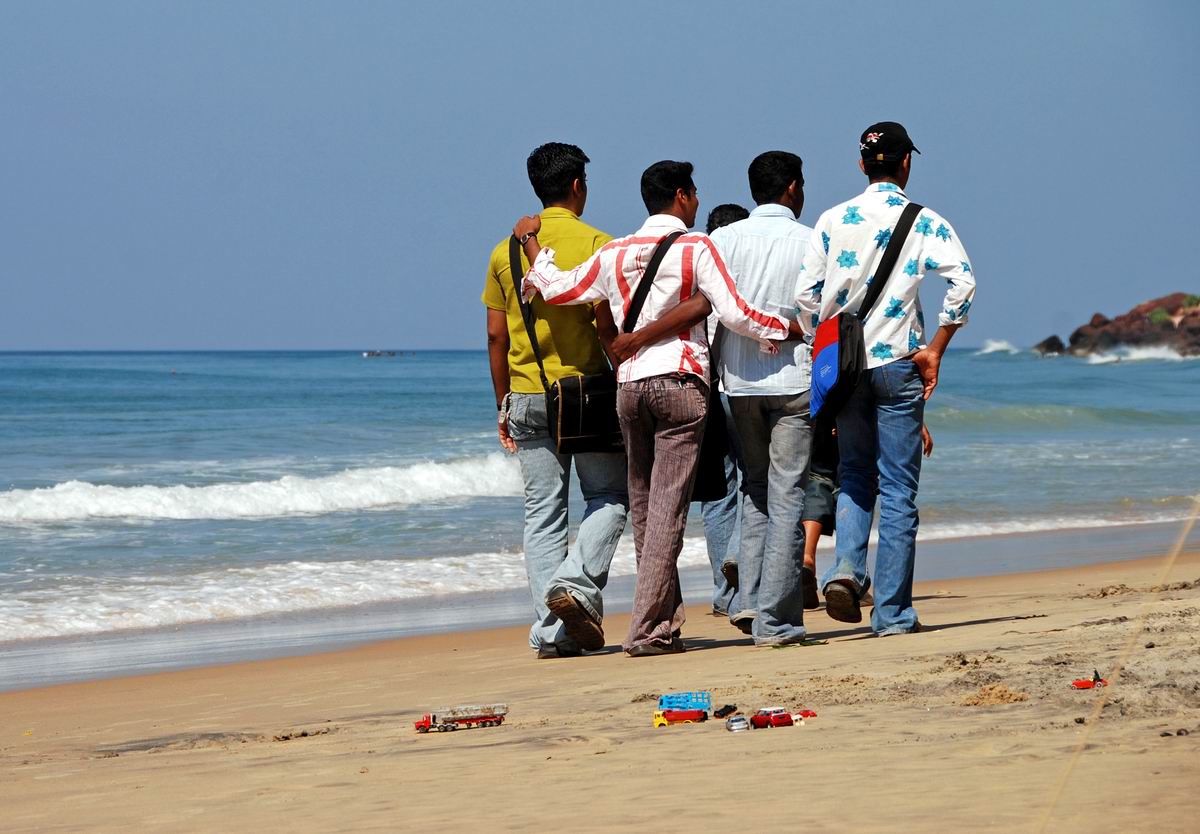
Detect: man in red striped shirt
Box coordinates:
(515, 161, 802, 656)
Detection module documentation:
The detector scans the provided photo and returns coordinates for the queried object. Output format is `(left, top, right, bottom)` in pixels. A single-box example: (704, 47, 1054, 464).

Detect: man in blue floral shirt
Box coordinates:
(794, 121, 975, 635)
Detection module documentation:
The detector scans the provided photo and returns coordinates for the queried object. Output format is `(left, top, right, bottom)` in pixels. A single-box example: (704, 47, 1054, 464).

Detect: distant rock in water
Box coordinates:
(1034, 293, 1200, 357)
(1032, 335, 1066, 356)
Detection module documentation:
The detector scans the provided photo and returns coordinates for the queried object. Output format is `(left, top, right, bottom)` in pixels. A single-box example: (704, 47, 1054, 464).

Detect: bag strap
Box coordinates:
(622, 231, 685, 333)
(858, 201, 923, 321)
(708, 321, 724, 383)
(509, 236, 551, 392)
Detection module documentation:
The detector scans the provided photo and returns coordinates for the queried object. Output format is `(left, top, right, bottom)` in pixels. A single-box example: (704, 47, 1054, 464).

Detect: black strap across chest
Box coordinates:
(508, 236, 551, 391)
(857, 201, 923, 321)
(622, 231, 684, 334)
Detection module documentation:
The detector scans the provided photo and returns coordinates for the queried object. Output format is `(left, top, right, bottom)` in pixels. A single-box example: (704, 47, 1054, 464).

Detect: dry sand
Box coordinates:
(2, 550, 1198, 833)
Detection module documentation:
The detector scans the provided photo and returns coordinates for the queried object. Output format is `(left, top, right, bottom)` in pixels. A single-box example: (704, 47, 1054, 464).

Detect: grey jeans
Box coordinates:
(616, 374, 708, 650)
(728, 391, 813, 645)
(507, 393, 629, 652)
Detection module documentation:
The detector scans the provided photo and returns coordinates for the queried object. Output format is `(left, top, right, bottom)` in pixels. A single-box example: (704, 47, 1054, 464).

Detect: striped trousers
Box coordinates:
(617, 374, 708, 650)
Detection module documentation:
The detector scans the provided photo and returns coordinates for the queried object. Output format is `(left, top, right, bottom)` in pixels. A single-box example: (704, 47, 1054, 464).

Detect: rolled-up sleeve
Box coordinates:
(794, 223, 829, 339)
(924, 217, 975, 326)
(520, 246, 608, 306)
(694, 237, 789, 341)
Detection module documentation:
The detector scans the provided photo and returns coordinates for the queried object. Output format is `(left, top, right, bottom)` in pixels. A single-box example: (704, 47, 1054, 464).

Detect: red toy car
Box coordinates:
(750, 707, 794, 729)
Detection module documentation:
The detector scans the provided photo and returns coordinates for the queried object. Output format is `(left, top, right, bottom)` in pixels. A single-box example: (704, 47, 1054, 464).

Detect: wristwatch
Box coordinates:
(519, 231, 537, 245)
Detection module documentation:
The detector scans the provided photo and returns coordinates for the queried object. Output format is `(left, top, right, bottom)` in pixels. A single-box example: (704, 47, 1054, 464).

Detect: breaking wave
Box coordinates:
(975, 339, 1021, 355)
(2, 512, 1195, 641)
(0, 454, 523, 523)
(1086, 346, 1198, 364)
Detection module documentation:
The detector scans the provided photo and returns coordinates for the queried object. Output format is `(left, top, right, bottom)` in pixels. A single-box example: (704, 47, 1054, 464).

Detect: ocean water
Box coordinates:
(1, 349, 1197, 682)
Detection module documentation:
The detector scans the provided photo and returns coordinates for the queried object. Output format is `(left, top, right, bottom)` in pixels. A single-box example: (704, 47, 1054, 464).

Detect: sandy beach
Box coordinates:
(2, 548, 1198, 833)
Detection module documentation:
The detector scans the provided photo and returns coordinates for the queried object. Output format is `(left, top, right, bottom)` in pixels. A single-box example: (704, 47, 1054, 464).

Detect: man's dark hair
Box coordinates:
(526, 142, 589, 206)
(748, 151, 804, 205)
(706, 203, 750, 234)
(863, 156, 905, 181)
(640, 160, 695, 214)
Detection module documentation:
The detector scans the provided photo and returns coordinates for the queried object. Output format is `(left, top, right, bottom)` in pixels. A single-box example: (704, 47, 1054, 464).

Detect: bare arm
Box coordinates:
(486, 308, 516, 452)
(610, 293, 713, 363)
(593, 301, 620, 367)
(911, 323, 960, 400)
(515, 215, 543, 263)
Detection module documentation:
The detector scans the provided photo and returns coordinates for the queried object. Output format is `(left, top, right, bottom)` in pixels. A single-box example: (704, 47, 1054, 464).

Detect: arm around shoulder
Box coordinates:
(611, 292, 713, 363)
(693, 238, 790, 342)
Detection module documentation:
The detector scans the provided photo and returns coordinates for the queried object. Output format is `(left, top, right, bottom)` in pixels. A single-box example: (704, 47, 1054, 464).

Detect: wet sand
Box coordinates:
(2, 551, 1198, 832)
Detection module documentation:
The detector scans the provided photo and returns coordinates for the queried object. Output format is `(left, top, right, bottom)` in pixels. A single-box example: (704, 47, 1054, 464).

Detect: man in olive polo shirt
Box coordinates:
(483, 142, 629, 659)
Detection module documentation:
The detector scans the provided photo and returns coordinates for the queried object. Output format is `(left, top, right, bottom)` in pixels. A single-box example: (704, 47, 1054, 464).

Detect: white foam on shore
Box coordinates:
(1086, 346, 1198, 364)
(975, 339, 1021, 355)
(0, 511, 1194, 642)
(0, 454, 523, 523)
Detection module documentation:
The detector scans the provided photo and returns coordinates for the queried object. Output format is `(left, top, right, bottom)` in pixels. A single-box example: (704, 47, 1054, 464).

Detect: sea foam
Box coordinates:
(0, 454, 523, 523)
(975, 339, 1021, 355)
(1086, 346, 1198, 364)
(2, 511, 1195, 641)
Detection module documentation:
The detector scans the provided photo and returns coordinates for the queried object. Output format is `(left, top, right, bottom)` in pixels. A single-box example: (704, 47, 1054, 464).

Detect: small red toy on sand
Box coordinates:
(750, 707, 794, 729)
(414, 704, 508, 733)
(1070, 670, 1109, 690)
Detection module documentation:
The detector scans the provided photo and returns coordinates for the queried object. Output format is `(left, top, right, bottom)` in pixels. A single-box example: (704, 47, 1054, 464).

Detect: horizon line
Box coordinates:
(0, 343, 996, 354)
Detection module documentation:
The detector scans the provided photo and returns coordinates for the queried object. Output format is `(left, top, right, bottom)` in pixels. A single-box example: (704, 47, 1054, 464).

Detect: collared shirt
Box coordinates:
(482, 207, 612, 394)
(795, 183, 976, 368)
(521, 214, 790, 384)
(709, 204, 814, 395)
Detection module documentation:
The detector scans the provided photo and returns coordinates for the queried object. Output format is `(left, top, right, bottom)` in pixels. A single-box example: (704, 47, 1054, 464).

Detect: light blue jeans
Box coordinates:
(728, 391, 813, 645)
(699, 394, 741, 615)
(507, 393, 629, 652)
(822, 360, 925, 635)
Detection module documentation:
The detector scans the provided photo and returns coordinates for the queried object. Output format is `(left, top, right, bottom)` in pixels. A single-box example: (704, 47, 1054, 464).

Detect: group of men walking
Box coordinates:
(483, 122, 976, 658)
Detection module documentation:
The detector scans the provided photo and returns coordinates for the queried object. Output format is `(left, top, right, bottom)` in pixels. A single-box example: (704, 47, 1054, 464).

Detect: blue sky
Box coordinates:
(2, 1, 1197, 350)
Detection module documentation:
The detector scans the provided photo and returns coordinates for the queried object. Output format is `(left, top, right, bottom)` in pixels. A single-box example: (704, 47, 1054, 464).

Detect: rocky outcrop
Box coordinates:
(1032, 335, 1066, 356)
(1033, 293, 1200, 357)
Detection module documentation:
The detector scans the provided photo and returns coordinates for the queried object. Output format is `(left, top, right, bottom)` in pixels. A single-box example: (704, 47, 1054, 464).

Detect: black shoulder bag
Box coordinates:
(509, 237, 628, 455)
(690, 319, 731, 503)
(810, 201, 923, 420)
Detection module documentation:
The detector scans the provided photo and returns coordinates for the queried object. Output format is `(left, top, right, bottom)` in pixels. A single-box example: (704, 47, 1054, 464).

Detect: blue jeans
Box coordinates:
(507, 393, 629, 651)
(728, 391, 813, 645)
(699, 394, 741, 615)
(822, 360, 925, 635)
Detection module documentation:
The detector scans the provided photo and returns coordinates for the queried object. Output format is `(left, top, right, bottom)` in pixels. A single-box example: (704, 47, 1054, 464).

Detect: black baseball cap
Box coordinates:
(859, 121, 921, 162)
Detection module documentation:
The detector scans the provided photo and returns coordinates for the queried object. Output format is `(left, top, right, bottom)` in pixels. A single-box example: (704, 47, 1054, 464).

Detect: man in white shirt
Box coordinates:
(709, 151, 815, 646)
(514, 160, 802, 656)
(795, 122, 976, 635)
